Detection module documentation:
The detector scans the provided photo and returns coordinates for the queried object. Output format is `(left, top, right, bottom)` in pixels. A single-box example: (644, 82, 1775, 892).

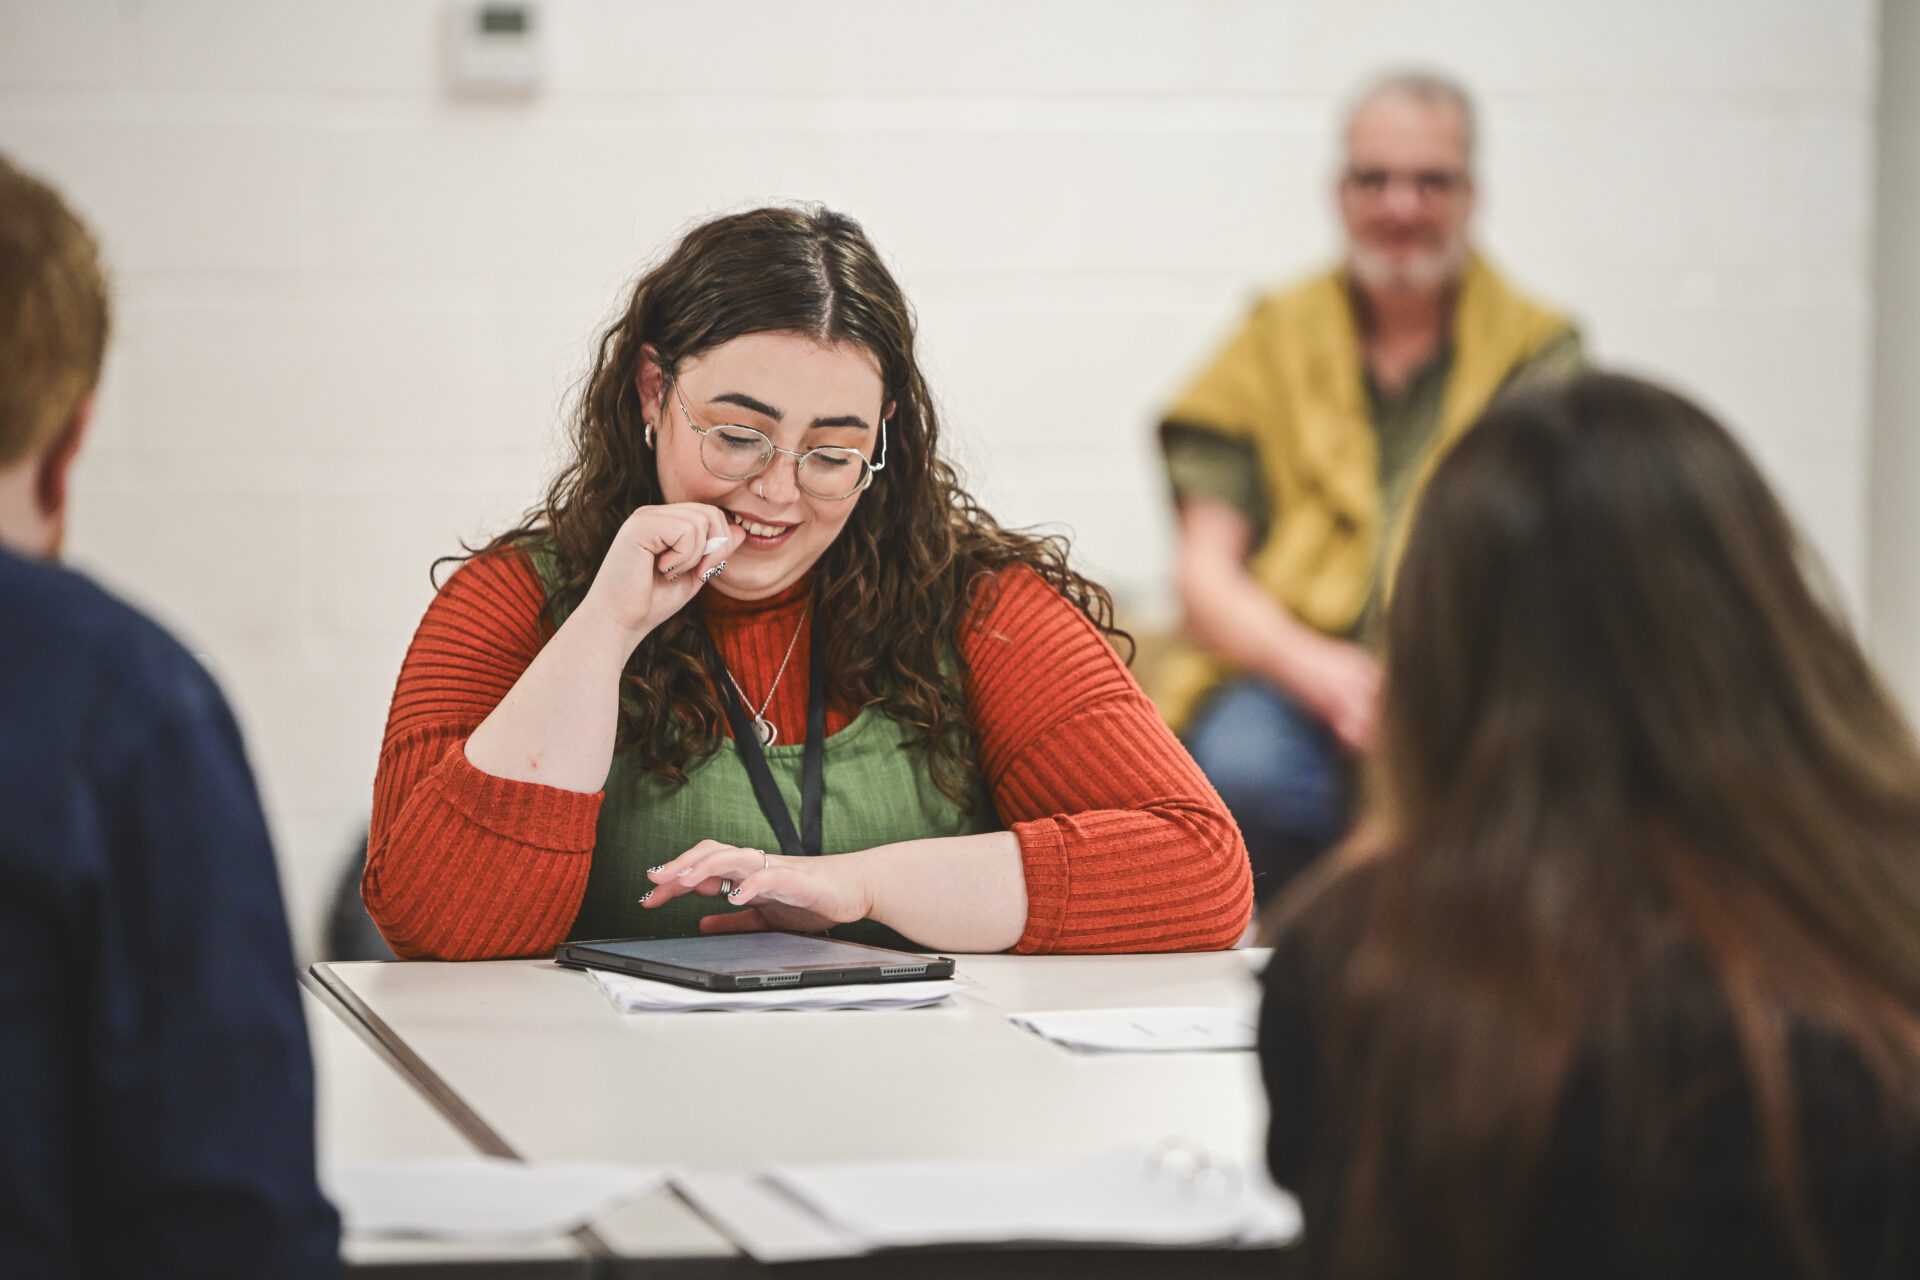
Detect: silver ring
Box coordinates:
(763, 851, 771, 872)
(719, 878, 733, 896)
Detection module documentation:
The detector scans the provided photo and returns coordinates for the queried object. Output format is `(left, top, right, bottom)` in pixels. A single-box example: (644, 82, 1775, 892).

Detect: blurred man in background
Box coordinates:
(1158, 71, 1581, 901)
(0, 154, 338, 1277)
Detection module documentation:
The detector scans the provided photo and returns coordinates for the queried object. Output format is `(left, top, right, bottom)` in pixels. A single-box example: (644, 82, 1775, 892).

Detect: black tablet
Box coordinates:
(553, 931, 957, 992)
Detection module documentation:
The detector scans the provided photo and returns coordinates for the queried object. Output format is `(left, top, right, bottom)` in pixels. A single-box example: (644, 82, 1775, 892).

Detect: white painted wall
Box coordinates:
(1871, 0, 1920, 719)
(0, 0, 1881, 956)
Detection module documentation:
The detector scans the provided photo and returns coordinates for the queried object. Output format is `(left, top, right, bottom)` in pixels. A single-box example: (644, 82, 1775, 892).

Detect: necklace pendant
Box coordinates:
(753, 716, 777, 748)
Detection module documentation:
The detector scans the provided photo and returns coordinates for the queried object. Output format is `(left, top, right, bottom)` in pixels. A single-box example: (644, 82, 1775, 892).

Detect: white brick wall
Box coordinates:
(1871, 0, 1920, 718)
(0, 0, 1883, 955)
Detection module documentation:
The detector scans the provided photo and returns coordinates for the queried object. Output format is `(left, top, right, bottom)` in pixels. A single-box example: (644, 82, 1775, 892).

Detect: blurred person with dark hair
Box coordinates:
(1260, 371, 1920, 1278)
(0, 154, 338, 1276)
(1159, 70, 1581, 900)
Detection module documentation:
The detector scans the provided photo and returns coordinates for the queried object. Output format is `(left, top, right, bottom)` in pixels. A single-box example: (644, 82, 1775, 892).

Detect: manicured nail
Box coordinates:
(700, 561, 727, 582)
(637, 889, 654, 905)
(647, 864, 666, 874)
(702, 535, 729, 555)
(727, 887, 744, 900)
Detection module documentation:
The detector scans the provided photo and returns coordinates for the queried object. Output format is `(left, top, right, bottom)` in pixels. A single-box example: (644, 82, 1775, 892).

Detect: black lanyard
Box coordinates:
(706, 609, 825, 857)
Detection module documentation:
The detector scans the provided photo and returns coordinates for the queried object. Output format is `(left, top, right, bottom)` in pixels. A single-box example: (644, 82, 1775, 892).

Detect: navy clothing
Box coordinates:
(1184, 676, 1352, 903)
(0, 549, 338, 1278)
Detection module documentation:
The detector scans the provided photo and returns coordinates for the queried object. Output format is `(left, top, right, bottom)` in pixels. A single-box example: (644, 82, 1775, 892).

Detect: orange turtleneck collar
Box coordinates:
(697, 571, 812, 622)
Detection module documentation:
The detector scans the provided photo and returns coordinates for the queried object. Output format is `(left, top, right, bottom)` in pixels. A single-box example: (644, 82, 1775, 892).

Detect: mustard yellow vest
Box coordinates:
(1157, 252, 1573, 727)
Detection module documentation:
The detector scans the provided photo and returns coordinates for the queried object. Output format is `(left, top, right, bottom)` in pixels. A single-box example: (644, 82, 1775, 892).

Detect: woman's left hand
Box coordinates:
(642, 840, 875, 935)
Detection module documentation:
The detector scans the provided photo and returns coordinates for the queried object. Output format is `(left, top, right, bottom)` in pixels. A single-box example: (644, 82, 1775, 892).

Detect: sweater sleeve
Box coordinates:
(961, 566, 1252, 952)
(363, 551, 605, 960)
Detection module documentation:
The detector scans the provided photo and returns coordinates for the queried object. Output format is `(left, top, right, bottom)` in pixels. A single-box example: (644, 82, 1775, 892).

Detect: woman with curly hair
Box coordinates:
(365, 206, 1252, 960)
(1259, 371, 1920, 1278)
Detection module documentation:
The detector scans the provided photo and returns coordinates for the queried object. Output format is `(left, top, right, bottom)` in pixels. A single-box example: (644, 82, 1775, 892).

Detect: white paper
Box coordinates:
(589, 968, 954, 1013)
(1007, 1005, 1258, 1052)
(760, 1148, 1301, 1251)
(324, 1156, 668, 1241)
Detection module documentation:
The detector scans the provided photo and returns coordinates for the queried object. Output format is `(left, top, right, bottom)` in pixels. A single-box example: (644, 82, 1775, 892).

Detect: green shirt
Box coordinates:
(523, 544, 1000, 950)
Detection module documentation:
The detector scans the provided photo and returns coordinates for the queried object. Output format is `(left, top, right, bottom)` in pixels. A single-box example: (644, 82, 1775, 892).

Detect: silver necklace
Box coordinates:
(728, 606, 809, 747)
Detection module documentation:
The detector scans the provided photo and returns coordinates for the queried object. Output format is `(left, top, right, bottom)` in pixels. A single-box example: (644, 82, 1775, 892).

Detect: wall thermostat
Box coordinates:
(444, 1, 545, 96)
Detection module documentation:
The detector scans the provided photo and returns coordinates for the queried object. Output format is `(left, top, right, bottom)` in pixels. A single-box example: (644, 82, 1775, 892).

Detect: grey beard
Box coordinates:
(1348, 237, 1468, 294)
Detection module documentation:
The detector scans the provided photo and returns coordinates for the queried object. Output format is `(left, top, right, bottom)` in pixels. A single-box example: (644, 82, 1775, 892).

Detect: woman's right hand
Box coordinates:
(463, 503, 741, 792)
(577, 503, 746, 644)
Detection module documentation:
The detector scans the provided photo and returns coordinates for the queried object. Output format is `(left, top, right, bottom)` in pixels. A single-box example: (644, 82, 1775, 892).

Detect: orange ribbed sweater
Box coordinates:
(364, 551, 1252, 959)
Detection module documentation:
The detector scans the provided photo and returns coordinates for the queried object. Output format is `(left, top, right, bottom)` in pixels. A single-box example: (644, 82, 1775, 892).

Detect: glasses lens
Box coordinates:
(700, 426, 774, 480)
(797, 447, 870, 499)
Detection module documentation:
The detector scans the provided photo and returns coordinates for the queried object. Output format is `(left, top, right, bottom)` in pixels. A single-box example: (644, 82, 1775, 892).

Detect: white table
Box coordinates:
(310, 952, 1290, 1278)
(304, 983, 601, 1277)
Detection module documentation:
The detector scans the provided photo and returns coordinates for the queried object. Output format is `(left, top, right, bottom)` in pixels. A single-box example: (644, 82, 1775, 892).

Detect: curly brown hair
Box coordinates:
(469, 205, 1127, 806)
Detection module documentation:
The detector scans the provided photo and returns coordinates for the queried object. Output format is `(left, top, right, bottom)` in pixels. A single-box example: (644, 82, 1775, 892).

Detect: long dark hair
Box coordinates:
(1281, 371, 1920, 1277)
(467, 205, 1123, 803)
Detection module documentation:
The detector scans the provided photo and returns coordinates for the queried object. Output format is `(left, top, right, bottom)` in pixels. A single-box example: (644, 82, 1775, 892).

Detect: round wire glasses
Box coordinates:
(674, 384, 887, 501)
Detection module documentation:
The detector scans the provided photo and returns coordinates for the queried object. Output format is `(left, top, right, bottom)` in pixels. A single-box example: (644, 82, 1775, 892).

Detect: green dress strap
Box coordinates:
(520, 540, 1000, 950)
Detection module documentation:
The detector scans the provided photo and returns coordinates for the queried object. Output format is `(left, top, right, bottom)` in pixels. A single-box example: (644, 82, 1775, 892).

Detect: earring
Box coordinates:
(643, 420, 654, 449)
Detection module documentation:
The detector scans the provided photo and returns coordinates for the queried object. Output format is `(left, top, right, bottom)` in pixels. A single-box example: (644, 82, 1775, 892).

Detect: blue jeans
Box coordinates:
(1185, 677, 1352, 902)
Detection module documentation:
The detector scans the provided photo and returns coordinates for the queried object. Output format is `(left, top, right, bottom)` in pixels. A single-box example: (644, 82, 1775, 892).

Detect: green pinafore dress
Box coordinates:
(528, 548, 1001, 950)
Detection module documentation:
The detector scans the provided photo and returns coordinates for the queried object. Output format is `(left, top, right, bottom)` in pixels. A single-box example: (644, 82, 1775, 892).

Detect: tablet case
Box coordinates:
(553, 932, 957, 992)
